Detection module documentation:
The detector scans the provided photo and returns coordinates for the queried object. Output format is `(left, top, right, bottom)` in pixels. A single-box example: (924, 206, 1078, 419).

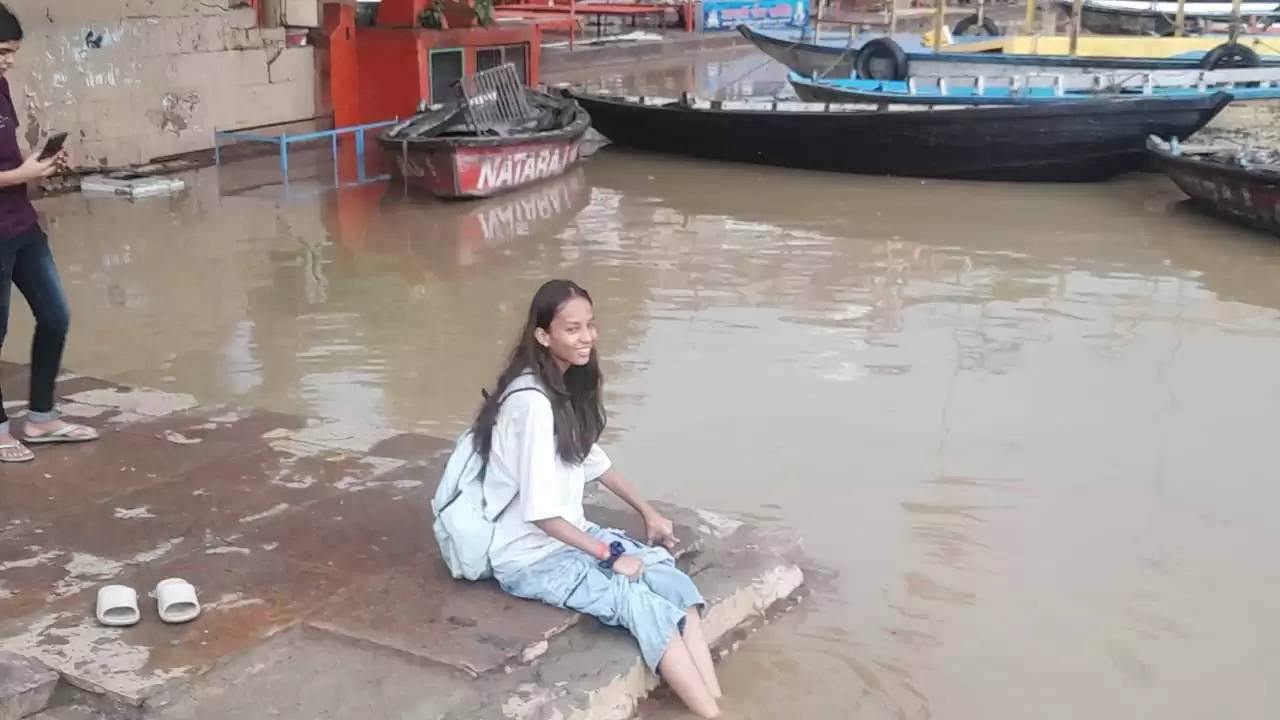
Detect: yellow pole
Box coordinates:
(889, 0, 899, 35)
(933, 0, 945, 52)
(1230, 0, 1243, 43)
(1069, 0, 1084, 55)
(1025, 0, 1035, 33)
(1174, 0, 1186, 37)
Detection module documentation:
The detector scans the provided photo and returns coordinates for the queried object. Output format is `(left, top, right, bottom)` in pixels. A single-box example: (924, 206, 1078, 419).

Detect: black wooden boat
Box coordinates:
(1148, 135, 1280, 234)
(567, 89, 1232, 182)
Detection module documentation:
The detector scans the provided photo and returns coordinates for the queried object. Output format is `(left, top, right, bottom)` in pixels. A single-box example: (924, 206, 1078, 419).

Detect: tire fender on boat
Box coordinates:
(1200, 42, 1261, 70)
(855, 38, 909, 81)
(952, 14, 1001, 36)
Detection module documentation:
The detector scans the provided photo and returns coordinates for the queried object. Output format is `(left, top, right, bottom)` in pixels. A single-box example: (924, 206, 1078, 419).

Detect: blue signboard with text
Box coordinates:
(701, 0, 808, 30)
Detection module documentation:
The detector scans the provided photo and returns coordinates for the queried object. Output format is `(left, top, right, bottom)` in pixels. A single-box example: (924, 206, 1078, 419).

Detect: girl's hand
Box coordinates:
(52, 149, 70, 172)
(644, 513, 678, 550)
(18, 152, 58, 181)
(611, 554, 644, 582)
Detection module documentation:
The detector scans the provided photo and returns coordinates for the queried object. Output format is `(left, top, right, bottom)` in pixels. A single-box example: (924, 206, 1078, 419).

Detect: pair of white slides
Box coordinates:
(96, 578, 201, 627)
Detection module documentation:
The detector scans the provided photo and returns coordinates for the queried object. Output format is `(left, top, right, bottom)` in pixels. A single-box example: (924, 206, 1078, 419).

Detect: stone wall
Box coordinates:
(4, 0, 318, 167)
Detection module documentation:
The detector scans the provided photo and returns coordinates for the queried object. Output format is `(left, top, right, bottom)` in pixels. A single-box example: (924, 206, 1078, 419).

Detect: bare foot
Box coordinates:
(23, 419, 99, 442)
(0, 433, 35, 462)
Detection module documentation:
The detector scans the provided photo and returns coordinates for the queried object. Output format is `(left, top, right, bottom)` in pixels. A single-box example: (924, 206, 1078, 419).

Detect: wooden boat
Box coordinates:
(1053, 0, 1280, 36)
(1148, 135, 1280, 234)
(566, 89, 1232, 182)
(379, 66, 591, 199)
(932, 32, 1280, 58)
(789, 66, 1280, 104)
(739, 24, 1279, 80)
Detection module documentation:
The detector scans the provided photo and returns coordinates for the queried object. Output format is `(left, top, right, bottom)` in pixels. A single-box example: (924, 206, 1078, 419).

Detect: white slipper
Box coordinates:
(23, 423, 99, 444)
(96, 585, 140, 627)
(155, 578, 201, 624)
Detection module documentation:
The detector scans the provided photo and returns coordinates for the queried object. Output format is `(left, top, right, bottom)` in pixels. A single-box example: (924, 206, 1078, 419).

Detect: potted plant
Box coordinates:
(419, 0, 484, 28)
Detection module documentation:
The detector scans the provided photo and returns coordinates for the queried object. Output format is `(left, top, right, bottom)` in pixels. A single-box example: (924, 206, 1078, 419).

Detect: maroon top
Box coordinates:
(0, 77, 38, 240)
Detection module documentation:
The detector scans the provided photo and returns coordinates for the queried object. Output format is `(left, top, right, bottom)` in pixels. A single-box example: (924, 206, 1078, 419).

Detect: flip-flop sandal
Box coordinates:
(0, 442, 35, 462)
(155, 578, 201, 624)
(23, 423, 99, 445)
(96, 585, 141, 627)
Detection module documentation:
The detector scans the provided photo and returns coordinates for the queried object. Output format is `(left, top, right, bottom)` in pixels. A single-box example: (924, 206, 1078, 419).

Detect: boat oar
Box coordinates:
(1069, 0, 1084, 56)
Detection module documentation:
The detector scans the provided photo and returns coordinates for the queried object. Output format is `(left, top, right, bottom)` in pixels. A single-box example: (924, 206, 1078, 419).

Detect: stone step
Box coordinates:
(0, 651, 58, 719)
(136, 518, 803, 720)
(444, 521, 805, 720)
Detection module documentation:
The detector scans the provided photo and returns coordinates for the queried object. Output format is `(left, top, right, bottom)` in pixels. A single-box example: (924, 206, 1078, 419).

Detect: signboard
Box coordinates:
(701, 0, 808, 30)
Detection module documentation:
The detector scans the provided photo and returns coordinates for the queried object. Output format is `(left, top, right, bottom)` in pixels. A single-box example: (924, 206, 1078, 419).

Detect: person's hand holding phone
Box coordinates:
(17, 150, 58, 182)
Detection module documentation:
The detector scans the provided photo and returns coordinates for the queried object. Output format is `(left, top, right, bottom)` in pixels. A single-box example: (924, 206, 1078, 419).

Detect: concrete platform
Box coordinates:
(0, 363, 804, 719)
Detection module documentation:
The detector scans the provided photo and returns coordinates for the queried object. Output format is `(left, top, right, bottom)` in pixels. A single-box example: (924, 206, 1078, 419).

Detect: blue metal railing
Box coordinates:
(214, 117, 399, 194)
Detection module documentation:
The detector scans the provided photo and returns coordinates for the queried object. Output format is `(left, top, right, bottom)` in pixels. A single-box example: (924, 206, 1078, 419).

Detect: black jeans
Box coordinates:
(0, 225, 71, 431)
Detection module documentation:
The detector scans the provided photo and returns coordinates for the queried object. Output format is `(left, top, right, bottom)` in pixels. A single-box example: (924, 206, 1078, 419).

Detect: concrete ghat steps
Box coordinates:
(37, 522, 802, 720)
(0, 651, 59, 719)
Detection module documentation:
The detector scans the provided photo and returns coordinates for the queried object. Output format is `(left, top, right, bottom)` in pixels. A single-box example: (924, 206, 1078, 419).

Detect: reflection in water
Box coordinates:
(9, 54, 1280, 720)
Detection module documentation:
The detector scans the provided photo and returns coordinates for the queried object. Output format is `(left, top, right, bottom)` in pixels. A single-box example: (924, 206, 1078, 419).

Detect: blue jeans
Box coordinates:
(496, 524, 706, 673)
(0, 226, 70, 433)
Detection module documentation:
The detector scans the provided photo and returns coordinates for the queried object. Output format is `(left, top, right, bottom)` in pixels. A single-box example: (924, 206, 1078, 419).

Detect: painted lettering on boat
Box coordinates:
(472, 143, 582, 194)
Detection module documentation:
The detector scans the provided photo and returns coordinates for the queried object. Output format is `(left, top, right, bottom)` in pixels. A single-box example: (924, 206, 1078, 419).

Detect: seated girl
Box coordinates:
(473, 279, 722, 718)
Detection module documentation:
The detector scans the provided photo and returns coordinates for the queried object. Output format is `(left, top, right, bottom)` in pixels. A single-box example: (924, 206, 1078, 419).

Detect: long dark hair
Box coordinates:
(0, 3, 22, 43)
(473, 279, 605, 465)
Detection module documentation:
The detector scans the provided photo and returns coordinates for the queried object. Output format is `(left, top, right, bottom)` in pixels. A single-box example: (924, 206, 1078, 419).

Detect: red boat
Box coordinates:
(379, 67, 591, 199)
(1148, 135, 1280, 235)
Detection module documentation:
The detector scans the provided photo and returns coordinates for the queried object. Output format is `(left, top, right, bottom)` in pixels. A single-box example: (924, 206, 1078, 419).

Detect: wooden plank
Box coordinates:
(1070, 0, 1085, 55)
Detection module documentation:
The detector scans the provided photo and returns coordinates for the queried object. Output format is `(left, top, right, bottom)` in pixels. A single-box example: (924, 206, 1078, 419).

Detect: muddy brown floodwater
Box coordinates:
(8, 49, 1280, 719)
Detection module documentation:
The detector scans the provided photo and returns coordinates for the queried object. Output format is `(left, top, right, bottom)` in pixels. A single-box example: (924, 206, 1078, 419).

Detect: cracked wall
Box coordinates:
(4, 0, 317, 167)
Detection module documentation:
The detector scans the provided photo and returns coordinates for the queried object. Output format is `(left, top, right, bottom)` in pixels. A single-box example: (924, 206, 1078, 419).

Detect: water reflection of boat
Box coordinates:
(1148, 135, 1280, 235)
(1160, 210, 1280, 309)
(372, 167, 592, 268)
(582, 148, 1190, 269)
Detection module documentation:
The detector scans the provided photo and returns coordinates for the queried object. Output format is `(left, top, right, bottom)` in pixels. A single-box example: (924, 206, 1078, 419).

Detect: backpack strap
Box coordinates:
(478, 382, 550, 522)
(496, 385, 548, 406)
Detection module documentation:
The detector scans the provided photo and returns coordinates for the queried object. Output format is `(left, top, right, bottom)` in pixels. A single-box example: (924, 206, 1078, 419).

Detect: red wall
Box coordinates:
(325, 3, 541, 128)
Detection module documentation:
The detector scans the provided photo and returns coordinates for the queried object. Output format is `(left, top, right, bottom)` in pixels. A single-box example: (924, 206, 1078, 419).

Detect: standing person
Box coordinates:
(474, 279, 723, 718)
(0, 2, 98, 463)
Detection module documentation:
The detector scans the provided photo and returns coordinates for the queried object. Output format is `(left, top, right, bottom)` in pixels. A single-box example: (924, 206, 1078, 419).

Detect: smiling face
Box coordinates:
(535, 295, 597, 372)
(0, 41, 18, 77)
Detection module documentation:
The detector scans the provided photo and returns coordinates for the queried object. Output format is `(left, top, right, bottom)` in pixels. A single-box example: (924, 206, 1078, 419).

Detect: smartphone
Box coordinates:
(38, 132, 68, 161)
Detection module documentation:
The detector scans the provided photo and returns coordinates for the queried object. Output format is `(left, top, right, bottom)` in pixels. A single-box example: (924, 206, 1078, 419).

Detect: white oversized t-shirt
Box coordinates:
(484, 373, 612, 576)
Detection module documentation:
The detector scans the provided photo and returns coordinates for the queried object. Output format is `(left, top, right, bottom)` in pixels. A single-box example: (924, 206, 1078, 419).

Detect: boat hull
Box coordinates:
(386, 137, 586, 198)
(571, 91, 1232, 182)
(379, 92, 590, 199)
(739, 25, 1280, 79)
(1149, 139, 1280, 234)
(789, 72, 1280, 104)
